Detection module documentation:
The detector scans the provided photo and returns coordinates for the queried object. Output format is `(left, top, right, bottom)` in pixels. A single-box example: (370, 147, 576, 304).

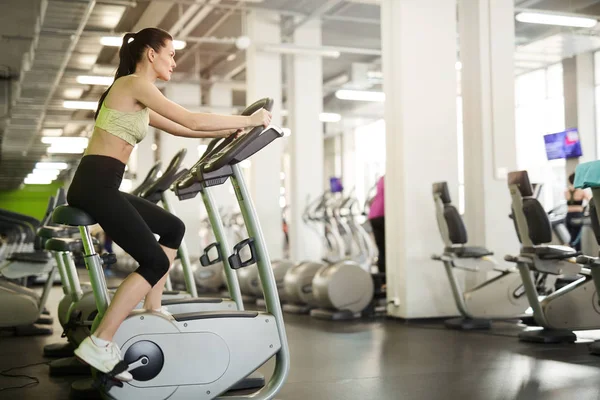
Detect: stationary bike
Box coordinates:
(431, 181, 530, 330)
(505, 170, 600, 344)
(53, 99, 290, 399)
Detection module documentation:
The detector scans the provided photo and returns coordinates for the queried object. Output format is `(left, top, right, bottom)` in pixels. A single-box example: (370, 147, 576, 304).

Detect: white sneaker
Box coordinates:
(154, 306, 172, 318)
(74, 336, 133, 382)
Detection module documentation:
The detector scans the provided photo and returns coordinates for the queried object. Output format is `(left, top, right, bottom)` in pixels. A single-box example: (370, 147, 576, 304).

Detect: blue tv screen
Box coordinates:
(544, 128, 583, 161)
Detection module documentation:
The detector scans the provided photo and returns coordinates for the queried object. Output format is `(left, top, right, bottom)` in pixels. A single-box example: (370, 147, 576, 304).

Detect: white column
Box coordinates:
(287, 19, 324, 262)
(564, 53, 597, 175)
(206, 83, 238, 224)
(460, 0, 518, 262)
(381, 0, 459, 318)
(246, 10, 284, 260)
(161, 83, 204, 256)
(208, 83, 233, 109)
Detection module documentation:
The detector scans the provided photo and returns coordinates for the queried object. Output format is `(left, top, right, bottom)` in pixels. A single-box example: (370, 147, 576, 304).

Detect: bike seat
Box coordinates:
(445, 246, 494, 258)
(37, 226, 74, 239)
(7, 251, 51, 263)
(44, 237, 97, 253)
(533, 245, 578, 260)
(52, 206, 96, 227)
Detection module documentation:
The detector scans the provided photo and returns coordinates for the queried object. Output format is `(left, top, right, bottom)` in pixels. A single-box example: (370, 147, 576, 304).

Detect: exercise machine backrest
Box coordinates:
(432, 181, 467, 248)
(508, 171, 553, 248)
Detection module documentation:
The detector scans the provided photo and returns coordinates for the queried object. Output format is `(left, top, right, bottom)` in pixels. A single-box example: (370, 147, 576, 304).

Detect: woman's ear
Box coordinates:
(147, 47, 155, 63)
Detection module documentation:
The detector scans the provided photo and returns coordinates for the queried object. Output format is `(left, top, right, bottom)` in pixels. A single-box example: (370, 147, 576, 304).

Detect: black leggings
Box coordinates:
(566, 211, 584, 251)
(67, 155, 185, 286)
(369, 216, 385, 281)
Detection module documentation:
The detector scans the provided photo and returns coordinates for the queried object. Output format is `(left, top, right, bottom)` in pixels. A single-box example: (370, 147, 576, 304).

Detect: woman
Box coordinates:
(368, 176, 385, 283)
(565, 172, 591, 251)
(69, 28, 271, 381)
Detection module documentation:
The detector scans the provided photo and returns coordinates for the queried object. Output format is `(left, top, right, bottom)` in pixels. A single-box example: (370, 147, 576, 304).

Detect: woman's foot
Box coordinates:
(74, 336, 133, 381)
(153, 306, 172, 318)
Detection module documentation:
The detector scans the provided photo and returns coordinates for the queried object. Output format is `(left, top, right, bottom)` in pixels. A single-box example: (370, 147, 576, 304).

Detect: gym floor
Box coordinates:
(3, 281, 600, 400)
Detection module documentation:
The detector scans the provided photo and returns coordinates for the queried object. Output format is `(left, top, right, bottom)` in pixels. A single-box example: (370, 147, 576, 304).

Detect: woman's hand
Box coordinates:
(250, 109, 272, 128)
(212, 129, 239, 138)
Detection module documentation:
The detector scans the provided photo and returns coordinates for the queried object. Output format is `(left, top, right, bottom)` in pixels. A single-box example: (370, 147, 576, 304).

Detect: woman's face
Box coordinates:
(153, 39, 176, 81)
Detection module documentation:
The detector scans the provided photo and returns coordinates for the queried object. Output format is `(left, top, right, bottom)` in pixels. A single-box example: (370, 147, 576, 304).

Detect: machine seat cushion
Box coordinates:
(37, 226, 71, 239)
(52, 206, 96, 227)
(7, 251, 51, 263)
(446, 246, 494, 258)
(172, 311, 259, 322)
(44, 238, 96, 253)
(534, 245, 578, 260)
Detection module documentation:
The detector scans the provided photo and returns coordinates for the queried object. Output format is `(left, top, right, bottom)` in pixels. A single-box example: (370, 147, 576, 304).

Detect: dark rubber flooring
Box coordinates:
(4, 282, 600, 399)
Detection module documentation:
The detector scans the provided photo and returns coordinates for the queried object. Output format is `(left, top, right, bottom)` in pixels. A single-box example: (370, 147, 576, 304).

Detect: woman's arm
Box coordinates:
(149, 110, 236, 138)
(130, 77, 270, 130)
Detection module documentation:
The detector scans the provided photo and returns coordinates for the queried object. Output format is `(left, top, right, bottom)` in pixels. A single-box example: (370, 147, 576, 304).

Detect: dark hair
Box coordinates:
(94, 27, 173, 119)
(569, 173, 575, 185)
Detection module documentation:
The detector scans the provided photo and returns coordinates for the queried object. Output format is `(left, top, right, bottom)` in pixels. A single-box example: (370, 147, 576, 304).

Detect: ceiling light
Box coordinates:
(36, 162, 68, 170)
(41, 137, 89, 147)
(24, 177, 54, 185)
(100, 36, 187, 50)
(76, 75, 114, 86)
(64, 88, 85, 99)
(41, 128, 63, 136)
(319, 112, 342, 123)
(261, 44, 340, 59)
(335, 89, 385, 102)
(46, 146, 86, 154)
(173, 40, 187, 50)
(515, 12, 597, 28)
(100, 36, 124, 47)
(29, 170, 60, 179)
(63, 100, 97, 110)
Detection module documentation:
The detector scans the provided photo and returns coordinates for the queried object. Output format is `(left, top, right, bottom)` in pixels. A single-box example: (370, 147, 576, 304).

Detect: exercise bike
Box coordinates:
(52, 98, 290, 399)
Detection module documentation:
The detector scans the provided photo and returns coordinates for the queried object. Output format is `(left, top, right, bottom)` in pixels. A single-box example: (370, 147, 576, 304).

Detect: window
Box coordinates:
(354, 119, 386, 205)
(594, 51, 600, 160)
(515, 64, 565, 210)
(456, 96, 464, 214)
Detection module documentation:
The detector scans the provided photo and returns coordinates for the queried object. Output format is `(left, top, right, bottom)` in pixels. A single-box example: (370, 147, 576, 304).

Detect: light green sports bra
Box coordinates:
(95, 102, 150, 146)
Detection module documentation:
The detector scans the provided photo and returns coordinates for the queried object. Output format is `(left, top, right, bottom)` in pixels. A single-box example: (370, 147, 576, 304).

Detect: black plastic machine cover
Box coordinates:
(173, 98, 278, 198)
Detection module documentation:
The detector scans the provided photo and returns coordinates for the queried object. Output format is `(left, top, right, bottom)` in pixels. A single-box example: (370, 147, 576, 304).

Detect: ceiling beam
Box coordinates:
(175, 2, 242, 70)
(285, 0, 345, 35)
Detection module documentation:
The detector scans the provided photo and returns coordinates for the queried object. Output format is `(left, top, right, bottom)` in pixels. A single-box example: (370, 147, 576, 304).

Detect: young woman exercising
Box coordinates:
(68, 27, 271, 381)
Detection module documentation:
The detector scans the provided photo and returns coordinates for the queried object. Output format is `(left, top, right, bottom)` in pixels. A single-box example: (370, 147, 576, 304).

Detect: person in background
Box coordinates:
(565, 172, 591, 251)
(368, 176, 385, 283)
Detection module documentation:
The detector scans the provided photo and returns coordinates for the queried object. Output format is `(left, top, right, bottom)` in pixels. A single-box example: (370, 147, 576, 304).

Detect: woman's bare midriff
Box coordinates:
(84, 127, 134, 165)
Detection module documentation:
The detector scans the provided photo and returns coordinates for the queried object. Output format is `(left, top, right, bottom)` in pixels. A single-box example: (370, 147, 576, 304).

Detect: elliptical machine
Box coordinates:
(431, 181, 530, 330)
